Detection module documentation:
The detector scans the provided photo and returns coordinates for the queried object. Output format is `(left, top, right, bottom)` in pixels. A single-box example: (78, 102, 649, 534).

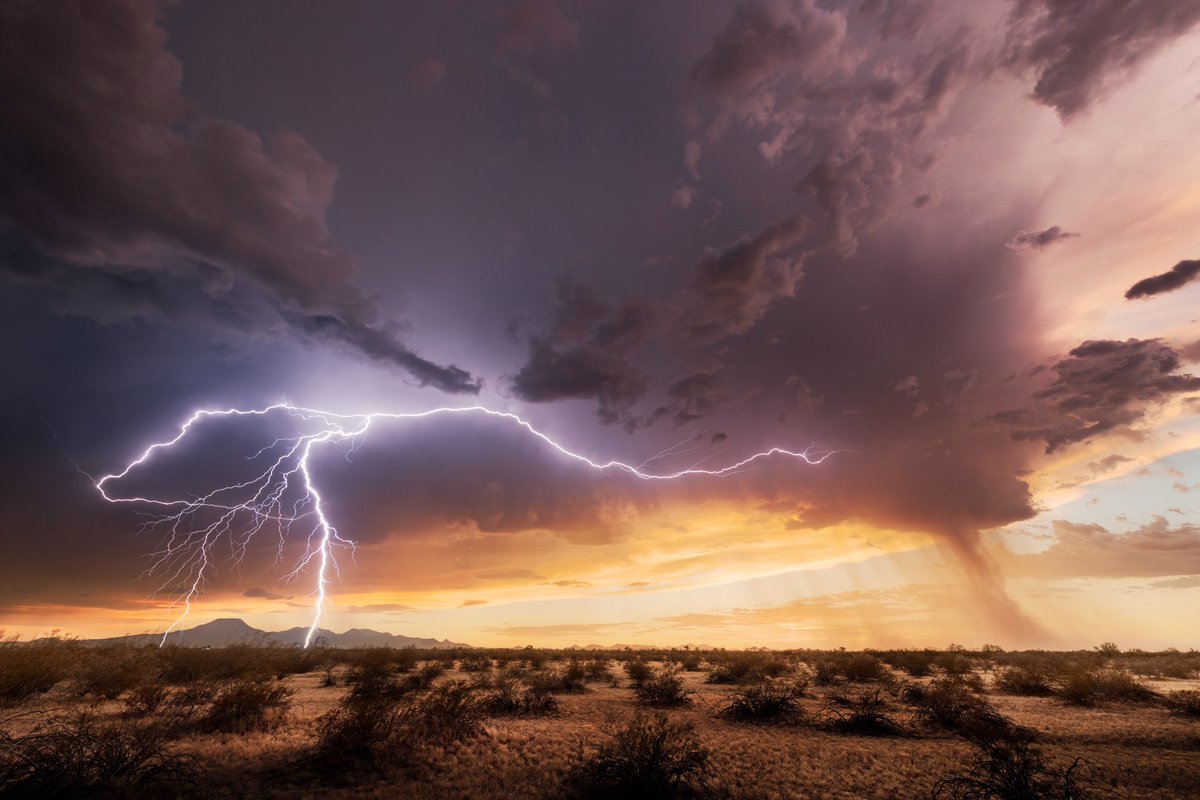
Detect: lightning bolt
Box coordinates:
(94, 403, 836, 646)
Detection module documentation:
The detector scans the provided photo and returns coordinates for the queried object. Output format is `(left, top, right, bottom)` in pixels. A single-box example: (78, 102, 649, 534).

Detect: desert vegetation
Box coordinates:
(0, 636, 1197, 798)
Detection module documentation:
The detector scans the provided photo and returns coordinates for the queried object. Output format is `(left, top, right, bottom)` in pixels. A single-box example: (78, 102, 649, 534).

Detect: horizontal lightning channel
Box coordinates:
(94, 403, 836, 646)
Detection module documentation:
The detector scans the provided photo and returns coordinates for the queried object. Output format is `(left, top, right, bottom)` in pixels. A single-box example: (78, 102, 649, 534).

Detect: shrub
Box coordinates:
(677, 654, 703, 672)
(0, 638, 74, 705)
(719, 679, 806, 724)
(564, 714, 715, 799)
(583, 658, 616, 683)
(403, 682, 485, 745)
(417, 661, 446, 683)
(1165, 689, 1200, 717)
(995, 664, 1054, 696)
(161, 679, 220, 722)
(204, 680, 292, 732)
(933, 729, 1100, 799)
(888, 651, 937, 678)
(73, 647, 150, 700)
(124, 683, 170, 717)
(634, 669, 692, 708)
(824, 689, 907, 737)
(0, 713, 196, 797)
(842, 654, 890, 683)
(459, 655, 493, 673)
(529, 666, 587, 695)
(482, 675, 558, 717)
(312, 694, 407, 770)
(705, 652, 788, 685)
(1058, 668, 1157, 706)
(908, 678, 1010, 740)
(343, 654, 432, 705)
(624, 659, 653, 688)
(156, 643, 282, 684)
(813, 661, 841, 686)
(937, 653, 974, 677)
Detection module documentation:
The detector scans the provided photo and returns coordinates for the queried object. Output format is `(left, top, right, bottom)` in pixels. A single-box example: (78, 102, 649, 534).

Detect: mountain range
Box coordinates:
(89, 618, 470, 649)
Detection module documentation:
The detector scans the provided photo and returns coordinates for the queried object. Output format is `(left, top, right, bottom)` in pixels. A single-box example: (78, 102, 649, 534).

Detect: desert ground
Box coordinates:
(1, 640, 1198, 799)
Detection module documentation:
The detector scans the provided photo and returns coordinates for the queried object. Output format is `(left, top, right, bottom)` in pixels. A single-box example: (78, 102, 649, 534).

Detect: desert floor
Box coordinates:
(2, 648, 1199, 799)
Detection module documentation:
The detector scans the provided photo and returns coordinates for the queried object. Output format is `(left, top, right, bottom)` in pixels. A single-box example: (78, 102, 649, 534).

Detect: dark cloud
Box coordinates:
(689, 0, 848, 100)
(991, 338, 1200, 453)
(510, 278, 653, 425)
(673, 216, 809, 344)
(689, 1, 976, 256)
(1124, 259, 1200, 299)
(0, 0, 478, 393)
(660, 370, 729, 425)
(1002, 0, 1200, 119)
(859, 0, 937, 41)
(1007, 225, 1080, 250)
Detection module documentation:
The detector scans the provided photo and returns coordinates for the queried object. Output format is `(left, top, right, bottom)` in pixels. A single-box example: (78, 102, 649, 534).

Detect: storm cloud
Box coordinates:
(510, 278, 654, 425)
(0, 0, 478, 393)
(1002, 0, 1200, 119)
(1124, 259, 1200, 299)
(992, 338, 1200, 453)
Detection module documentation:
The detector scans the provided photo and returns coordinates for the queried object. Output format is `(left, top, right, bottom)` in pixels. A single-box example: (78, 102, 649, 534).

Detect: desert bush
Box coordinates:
(824, 689, 907, 737)
(155, 643, 283, 684)
(161, 679, 220, 721)
(624, 659, 653, 688)
(124, 683, 170, 717)
(634, 668, 692, 707)
(706, 652, 789, 685)
(887, 650, 938, 678)
(529, 665, 587, 695)
(342, 653, 435, 705)
(933, 728, 1100, 799)
(459, 655, 493, 673)
(0, 713, 196, 797)
(0, 637, 75, 705)
(417, 661, 445, 682)
(311, 694, 407, 769)
(811, 653, 894, 686)
(813, 660, 841, 686)
(583, 658, 615, 683)
(1058, 668, 1157, 706)
(908, 678, 1010, 740)
(842, 653, 891, 683)
(936, 652, 973, 677)
(677, 654, 703, 672)
(1165, 689, 1200, 717)
(1125, 654, 1199, 679)
(204, 679, 292, 732)
(995, 664, 1055, 696)
(403, 682, 484, 745)
(481, 675, 558, 717)
(564, 713, 716, 799)
(72, 647, 150, 700)
(719, 679, 806, 724)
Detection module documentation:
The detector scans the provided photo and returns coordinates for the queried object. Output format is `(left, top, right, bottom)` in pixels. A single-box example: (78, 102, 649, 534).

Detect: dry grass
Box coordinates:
(0, 644, 1197, 798)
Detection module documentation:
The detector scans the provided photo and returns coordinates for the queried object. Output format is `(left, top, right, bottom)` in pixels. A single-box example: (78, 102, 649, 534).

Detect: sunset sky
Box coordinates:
(2, 0, 1200, 649)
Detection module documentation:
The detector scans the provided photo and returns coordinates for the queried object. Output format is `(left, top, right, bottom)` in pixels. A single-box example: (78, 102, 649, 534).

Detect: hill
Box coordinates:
(88, 617, 470, 649)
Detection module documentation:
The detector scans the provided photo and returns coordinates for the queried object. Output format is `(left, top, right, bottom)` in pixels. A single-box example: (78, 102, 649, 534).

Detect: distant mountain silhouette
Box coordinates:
(89, 618, 470, 649)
